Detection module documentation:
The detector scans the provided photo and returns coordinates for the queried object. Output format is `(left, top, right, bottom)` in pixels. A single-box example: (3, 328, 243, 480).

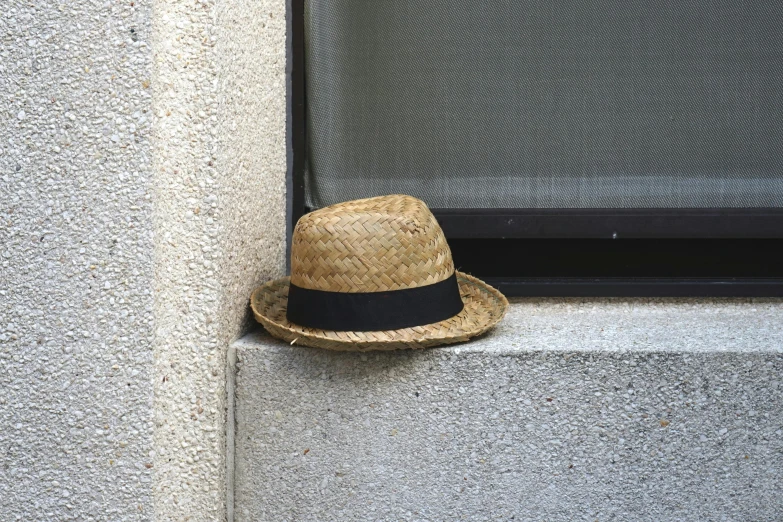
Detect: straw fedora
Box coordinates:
(250, 195, 508, 351)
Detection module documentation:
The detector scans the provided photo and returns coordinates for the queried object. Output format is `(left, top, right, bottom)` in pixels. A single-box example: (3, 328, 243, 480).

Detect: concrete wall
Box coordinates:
(2, 0, 287, 520)
(152, 0, 286, 518)
(1, 0, 155, 519)
(3, 1, 781, 521)
(234, 299, 783, 521)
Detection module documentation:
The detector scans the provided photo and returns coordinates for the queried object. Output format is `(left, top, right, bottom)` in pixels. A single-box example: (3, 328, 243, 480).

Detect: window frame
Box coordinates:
(288, 0, 783, 297)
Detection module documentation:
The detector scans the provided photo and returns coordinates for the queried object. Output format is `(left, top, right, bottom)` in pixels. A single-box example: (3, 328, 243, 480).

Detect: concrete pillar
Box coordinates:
(2, 0, 287, 520)
(151, 0, 285, 518)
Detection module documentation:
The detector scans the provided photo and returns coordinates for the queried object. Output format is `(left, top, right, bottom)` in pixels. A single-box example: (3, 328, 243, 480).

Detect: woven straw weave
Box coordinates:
(291, 195, 454, 292)
(251, 194, 508, 350)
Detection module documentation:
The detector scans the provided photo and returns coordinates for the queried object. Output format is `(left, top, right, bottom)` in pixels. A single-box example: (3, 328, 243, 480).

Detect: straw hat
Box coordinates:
(250, 195, 508, 351)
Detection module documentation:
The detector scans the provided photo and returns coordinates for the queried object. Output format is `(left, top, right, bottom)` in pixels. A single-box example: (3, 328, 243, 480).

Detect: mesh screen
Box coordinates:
(304, 1, 783, 209)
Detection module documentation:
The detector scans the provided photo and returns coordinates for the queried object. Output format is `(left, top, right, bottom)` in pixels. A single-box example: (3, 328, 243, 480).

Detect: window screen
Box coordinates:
(304, 1, 783, 209)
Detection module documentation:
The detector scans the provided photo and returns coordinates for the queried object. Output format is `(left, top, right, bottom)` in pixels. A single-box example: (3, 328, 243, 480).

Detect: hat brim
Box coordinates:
(250, 271, 508, 351)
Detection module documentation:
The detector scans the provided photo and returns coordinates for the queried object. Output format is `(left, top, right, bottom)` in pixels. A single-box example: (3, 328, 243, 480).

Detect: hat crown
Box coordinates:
(290, 195, 455, 293)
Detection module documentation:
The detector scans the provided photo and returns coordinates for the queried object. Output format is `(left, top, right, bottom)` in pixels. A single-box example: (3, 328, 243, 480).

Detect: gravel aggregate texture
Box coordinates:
(151, 0, 286, 518)
(234, 298, 783, 521)
(1, 1, 155, 519)
(1, 0, 286, 520)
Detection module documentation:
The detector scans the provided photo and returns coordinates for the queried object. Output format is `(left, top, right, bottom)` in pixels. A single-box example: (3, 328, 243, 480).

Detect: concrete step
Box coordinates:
(232, 300, 783, 521)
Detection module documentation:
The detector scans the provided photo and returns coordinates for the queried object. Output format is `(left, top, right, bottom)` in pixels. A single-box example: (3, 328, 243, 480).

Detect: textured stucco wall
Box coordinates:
(1, 0, 155, 519)
(152, 0, 286, 519)
(234, 299, 783, 521)
(2, 0, 287, 519)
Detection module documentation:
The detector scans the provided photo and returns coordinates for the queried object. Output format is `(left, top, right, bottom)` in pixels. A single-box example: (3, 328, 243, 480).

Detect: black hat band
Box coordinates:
(286, 272, 464, 332)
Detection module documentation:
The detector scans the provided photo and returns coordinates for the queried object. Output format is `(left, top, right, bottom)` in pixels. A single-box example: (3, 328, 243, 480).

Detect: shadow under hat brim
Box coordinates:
(250, 271, 509, 351)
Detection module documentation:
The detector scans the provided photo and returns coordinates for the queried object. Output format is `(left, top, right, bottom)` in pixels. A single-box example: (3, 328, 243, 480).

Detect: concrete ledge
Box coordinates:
(233, 299, 783, 521)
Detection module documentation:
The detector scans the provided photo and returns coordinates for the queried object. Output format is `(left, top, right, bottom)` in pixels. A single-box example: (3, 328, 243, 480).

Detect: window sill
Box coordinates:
(235, 297, 783, 354)
(231, 298, 783, 520)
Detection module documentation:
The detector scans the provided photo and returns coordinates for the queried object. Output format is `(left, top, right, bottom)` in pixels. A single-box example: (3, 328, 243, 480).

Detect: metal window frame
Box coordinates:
(287, 0, 783, 296)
